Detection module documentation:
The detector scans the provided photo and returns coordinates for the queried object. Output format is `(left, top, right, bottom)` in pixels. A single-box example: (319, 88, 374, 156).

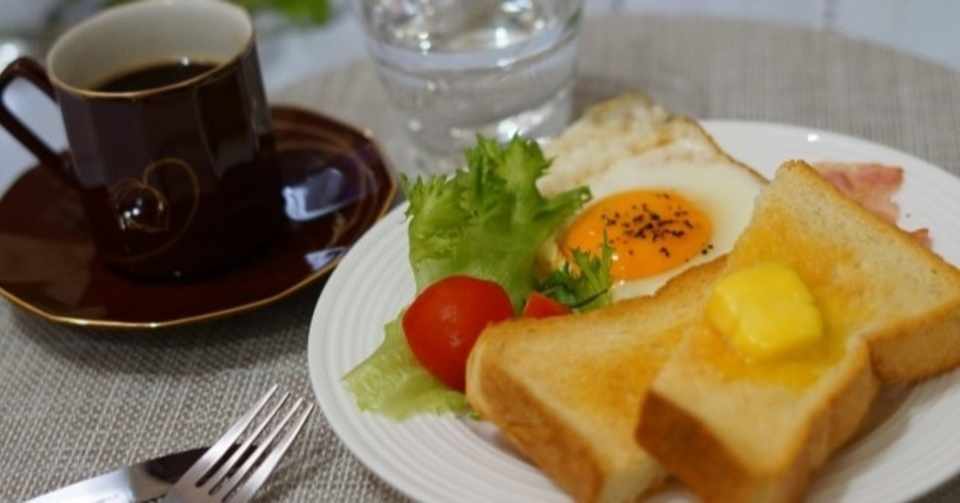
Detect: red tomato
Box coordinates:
(403, 275, 514, 391)
(522, 292, 571, 319)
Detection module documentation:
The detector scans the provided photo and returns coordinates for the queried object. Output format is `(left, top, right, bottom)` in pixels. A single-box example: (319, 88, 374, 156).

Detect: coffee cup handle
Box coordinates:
(0, 57, 70, 180)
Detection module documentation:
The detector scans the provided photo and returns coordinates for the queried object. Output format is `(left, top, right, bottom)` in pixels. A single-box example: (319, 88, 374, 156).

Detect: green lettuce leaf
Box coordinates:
(344, 136, 590, 419)
(540, 238, 615, 311)
(343, 316, 470, 420)
(405, 136, 590, 308)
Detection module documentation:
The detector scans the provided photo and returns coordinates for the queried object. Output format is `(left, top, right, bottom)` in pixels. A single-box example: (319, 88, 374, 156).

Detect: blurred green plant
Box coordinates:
(106, 0, 330, 24)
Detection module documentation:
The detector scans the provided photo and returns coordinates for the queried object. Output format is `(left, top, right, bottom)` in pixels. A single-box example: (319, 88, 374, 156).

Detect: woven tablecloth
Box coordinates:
(3, 15, 960, 503)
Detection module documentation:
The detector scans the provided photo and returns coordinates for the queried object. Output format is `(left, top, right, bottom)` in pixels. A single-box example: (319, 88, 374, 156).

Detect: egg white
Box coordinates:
(544, 158, 766, 300)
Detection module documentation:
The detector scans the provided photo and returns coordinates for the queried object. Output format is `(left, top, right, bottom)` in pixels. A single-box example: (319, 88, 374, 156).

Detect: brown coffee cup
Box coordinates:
(0, 0, 283, 279)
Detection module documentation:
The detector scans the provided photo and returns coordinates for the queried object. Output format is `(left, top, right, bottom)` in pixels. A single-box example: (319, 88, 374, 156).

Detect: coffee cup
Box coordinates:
(0, 0, 283, 279)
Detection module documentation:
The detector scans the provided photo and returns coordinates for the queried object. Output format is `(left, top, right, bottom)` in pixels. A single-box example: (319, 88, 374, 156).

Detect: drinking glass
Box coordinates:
(354, 0, 583, 173)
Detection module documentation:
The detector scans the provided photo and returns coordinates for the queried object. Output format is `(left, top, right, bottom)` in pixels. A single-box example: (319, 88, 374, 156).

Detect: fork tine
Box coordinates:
(199, 392, 291, 491)
(211, 399, 310, 500)
(226, 403, 314, 503)
(209, 398, 304, 499)
(176, 385, 278, 487)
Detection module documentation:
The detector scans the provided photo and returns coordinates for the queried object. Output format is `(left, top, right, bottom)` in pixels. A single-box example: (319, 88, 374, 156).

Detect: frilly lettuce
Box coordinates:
(343, 316, 470, 420)
(345, 136, 593, 419)
(405, 136, 590, 308)
(540, 237, 614, 311)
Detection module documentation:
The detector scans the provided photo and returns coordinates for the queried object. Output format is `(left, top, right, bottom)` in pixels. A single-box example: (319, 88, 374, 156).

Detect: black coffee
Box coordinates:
(95, 61, 218, 93)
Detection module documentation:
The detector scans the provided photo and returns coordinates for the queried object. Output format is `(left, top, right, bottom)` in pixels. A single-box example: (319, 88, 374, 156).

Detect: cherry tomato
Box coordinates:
(403, 275, 514, 391)
(522, 292, 571, 319)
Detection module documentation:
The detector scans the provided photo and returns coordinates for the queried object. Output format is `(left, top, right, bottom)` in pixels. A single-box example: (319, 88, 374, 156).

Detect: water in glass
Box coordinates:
(357, 0, 582, 168)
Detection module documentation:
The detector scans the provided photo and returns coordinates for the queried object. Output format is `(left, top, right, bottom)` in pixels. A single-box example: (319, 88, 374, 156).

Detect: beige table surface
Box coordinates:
(3, 15, 960, 503)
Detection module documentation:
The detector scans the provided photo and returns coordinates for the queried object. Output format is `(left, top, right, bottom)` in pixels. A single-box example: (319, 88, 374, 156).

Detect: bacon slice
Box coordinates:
(813, 162, 931, 246)
(814, 162, 902, 223)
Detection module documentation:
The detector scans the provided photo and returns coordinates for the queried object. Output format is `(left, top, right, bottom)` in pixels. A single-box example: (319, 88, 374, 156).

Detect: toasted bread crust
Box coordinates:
(781, 162, 960, 383)
(638, 161, 960, 503)
(467, 259, 727, 503)
(869, 301, 960, 382)
(638, 345, 878, 503)
(469, 334, 610, 501)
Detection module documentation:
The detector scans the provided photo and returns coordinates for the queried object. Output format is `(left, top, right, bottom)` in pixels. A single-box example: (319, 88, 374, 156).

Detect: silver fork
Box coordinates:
(161, 386, 314, 503)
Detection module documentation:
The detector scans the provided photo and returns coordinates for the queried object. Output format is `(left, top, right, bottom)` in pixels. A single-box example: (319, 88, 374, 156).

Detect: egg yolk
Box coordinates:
(561, 190, 712, 280)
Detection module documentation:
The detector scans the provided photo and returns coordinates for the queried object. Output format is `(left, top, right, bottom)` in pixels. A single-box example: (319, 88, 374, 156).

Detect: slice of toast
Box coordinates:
(637, 161, 960, 503)
(466, 257, 726, 503)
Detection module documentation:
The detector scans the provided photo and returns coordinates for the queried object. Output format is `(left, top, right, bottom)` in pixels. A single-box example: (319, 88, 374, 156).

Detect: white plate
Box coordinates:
(308, 121, 960, 503)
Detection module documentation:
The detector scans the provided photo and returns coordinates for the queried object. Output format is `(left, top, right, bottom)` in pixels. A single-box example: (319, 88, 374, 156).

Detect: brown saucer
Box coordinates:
(0, 106, 396, 329)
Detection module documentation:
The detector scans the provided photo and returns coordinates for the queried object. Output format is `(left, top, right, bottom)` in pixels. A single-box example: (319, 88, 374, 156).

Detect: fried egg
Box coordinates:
(539, 95, 767, 300)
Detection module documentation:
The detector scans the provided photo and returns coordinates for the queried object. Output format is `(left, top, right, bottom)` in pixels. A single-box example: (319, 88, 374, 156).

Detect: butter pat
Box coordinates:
(707, 262, 823, 362)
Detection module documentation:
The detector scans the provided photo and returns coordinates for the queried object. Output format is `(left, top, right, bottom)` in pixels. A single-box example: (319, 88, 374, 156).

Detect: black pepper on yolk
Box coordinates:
(561, 190, 713, 280)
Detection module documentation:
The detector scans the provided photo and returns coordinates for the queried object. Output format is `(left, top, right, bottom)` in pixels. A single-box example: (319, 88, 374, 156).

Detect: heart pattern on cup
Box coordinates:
(108, 158, 199, 235)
